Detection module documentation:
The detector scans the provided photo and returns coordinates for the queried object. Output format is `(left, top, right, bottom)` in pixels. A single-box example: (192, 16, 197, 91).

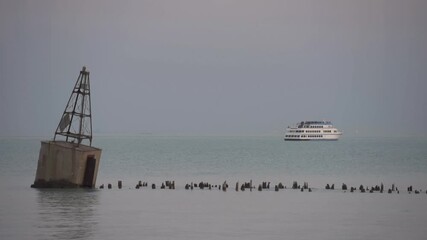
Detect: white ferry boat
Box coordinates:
(284, 121, 342, 141)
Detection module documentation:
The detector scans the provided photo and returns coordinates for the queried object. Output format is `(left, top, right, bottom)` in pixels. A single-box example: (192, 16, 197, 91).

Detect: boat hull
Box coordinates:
(284, 138, 339, 141)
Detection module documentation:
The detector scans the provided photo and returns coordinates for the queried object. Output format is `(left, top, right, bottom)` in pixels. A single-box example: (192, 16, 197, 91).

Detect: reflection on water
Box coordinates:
(35, 189, 99, 240)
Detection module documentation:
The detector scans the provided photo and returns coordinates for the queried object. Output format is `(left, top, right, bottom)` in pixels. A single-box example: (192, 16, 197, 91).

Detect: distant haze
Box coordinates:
(1, 0, 426, 137)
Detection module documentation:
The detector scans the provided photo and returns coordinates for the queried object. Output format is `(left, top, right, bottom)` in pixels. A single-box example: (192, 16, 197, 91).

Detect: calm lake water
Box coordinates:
(1, 136, 426, 240)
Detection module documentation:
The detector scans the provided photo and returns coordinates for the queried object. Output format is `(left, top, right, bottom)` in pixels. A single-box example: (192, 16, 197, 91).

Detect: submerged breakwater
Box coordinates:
(98, 179, 426, 195)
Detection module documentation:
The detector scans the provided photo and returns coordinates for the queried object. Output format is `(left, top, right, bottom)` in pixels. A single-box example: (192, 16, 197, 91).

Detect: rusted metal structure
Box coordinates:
(54, 66, 93, 146)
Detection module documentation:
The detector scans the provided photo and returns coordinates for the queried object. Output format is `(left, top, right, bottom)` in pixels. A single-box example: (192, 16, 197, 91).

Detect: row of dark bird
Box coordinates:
(98, 180, 426, 194)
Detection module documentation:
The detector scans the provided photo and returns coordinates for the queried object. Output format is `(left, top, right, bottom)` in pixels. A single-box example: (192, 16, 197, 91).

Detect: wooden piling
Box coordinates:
(303, 182, 308, 189)
(92, 179, 427, 196)
(292, 181, 298, 189)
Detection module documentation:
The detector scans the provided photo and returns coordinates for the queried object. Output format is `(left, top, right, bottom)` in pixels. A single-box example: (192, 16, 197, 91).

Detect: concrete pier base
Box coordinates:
(31, 141, 101, 188)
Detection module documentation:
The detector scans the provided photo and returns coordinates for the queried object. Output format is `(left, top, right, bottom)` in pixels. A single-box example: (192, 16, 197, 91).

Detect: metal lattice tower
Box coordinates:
(54, 66, 93, 146)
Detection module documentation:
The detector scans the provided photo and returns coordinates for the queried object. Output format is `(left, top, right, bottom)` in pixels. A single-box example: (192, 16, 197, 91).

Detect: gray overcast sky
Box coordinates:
(1, 0, 426, 137)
